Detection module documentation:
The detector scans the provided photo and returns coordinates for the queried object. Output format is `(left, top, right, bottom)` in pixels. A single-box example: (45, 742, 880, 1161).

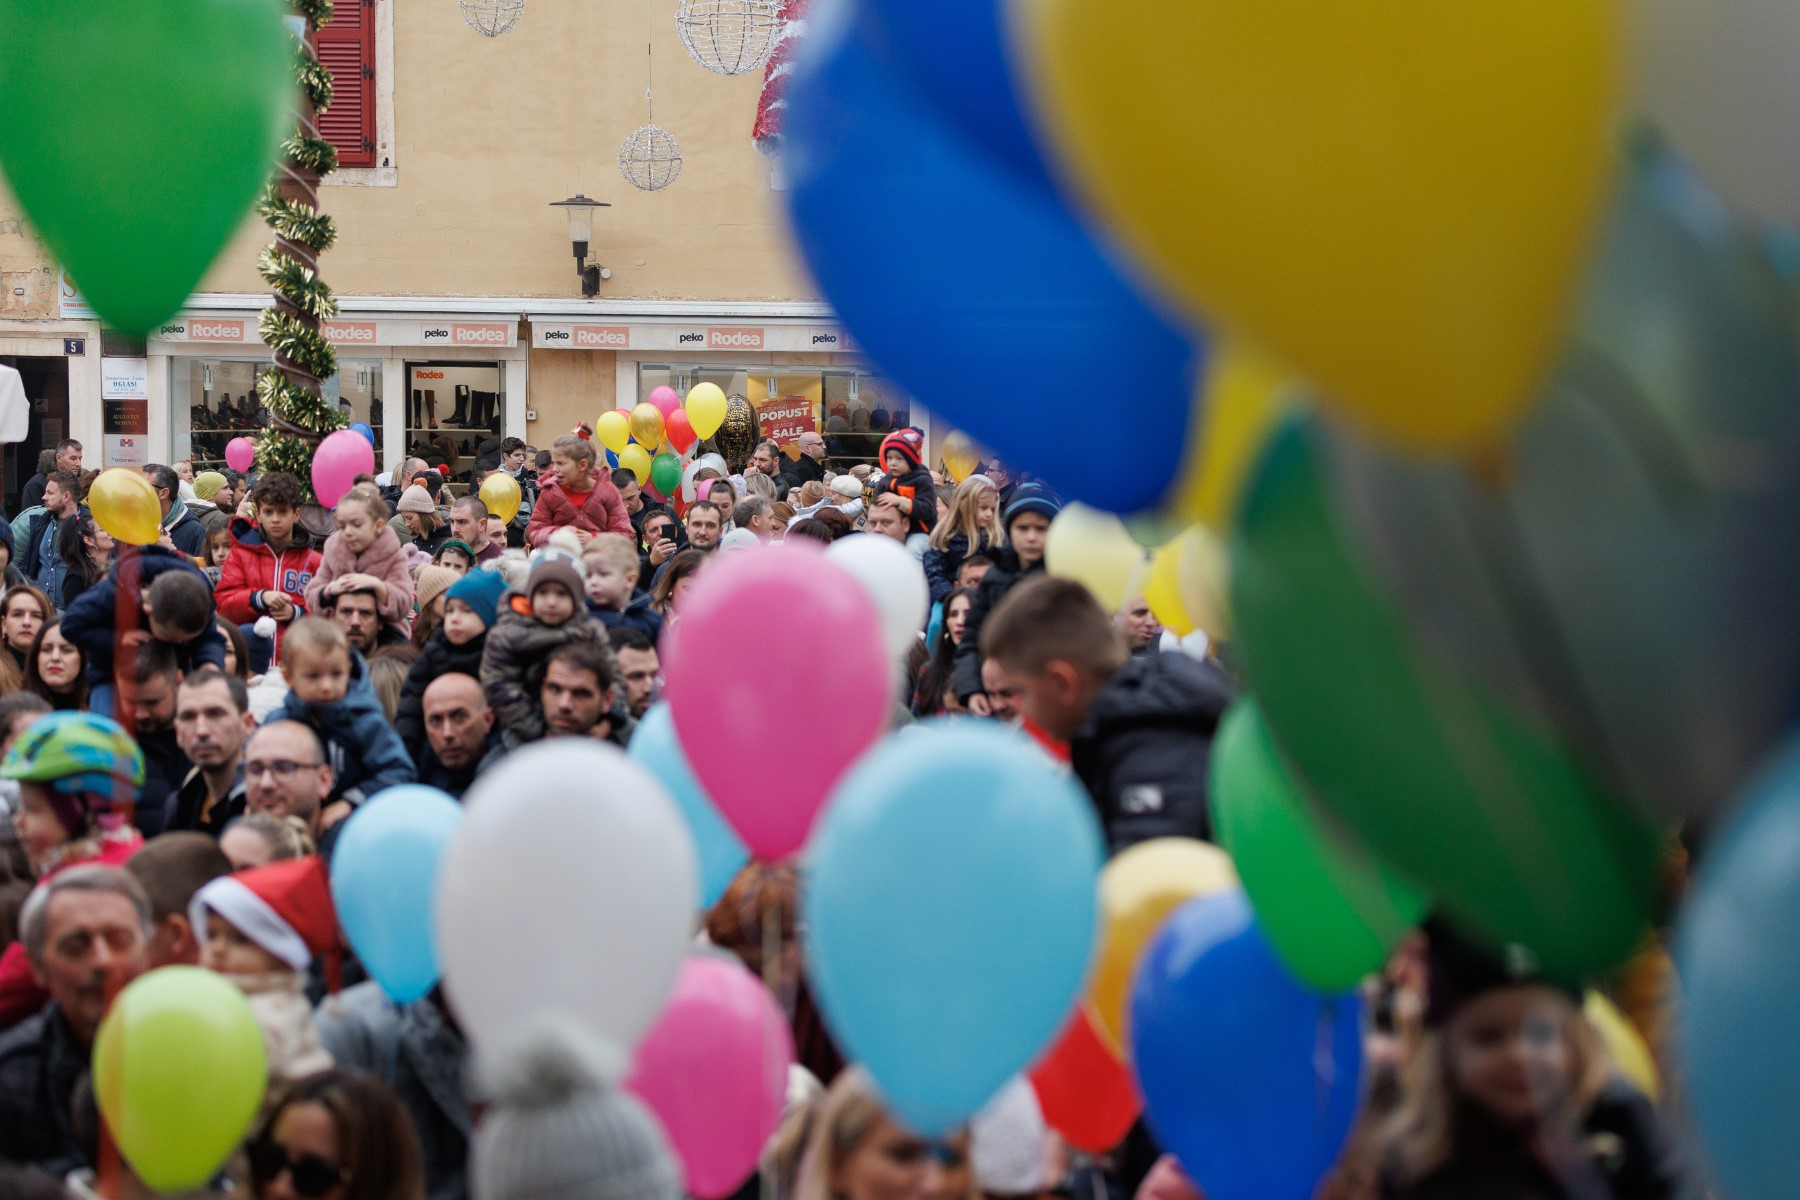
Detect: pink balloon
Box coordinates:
(311, 428, 375, 508)
(649, 385, 682, 419)
(224, 437, 256, 473)
(665, 542, 886, 858)
(625, 956, 793, 1198)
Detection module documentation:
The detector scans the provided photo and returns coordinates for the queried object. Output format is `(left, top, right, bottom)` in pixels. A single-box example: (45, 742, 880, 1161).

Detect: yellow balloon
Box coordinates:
(1174, 523, 1230, 641)
(618, 443, 653, 484)
(686, 382, 728, 440)
(1017, 0, 1618, 451)
(1143, 538, 1195, 636)
(1046, 502, 1149, 613)
(479, 471, 522, 524)
(941, 431, 980, 482)
(89, 467, 163, 546)
(597, 409, 631, 454)
(1166, 340, 1293, 531)
(629, 402, 665, 450)
(1089, 839, 1238, 1054)
(1585, 991, 1659, 1100)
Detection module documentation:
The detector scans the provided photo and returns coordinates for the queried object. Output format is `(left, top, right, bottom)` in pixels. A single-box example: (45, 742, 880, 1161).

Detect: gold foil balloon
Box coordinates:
(630, 402, 666, 450)
(941, 431, 980, 482)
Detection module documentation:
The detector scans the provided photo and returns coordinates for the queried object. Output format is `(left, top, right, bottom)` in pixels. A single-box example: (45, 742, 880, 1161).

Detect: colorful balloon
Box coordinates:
(437, 741, 698, 1070)
(1231, 421, 1663, 976)
(1131, 892, 1363, 1200)
(1016, 0, 1616, 452)
(1586, 991, 1659, 1102)
(648, 384, 683, 420)
(330, 785, 462, 1005)
(825, 533, 930, 660)
(806, 721, 1104, 1134)
(1143, 536, 1195, 636)
(664, 407, 698, 455)
(650, 452, 683, 498)
(630, 402, 666, 450)
(783, 8, 1206, 513)
(0, 0, 290, 337)
(1164, 339, 1292, 530)
(311, 427, 375, 508)
(625, 956, 793, 1198)
(1324, 147, 1800, 824)
(349, 421, 375, 445)
(94, 967, 267, 1193)
(940, 431, 980, 483)
(1045, 503, 1150, 614)
(1088, 838, 1236, 1054)
(88, 468, 163, 547)
(477, 471, 522, 525)
(1211, 702, 1427, 992)
(224, 436, 257, 473)
(597, 409, 632, 454)
(665, 542, 888, 859)
(1029, 1009, 1141, 1154)
(618, 444, 653, 486)
(685, 382, 728, 440)
(627, 704, 750, 909)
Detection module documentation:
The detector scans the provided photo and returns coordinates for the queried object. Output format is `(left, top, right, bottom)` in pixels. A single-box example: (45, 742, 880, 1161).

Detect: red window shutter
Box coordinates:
(317, 0, 376, 168)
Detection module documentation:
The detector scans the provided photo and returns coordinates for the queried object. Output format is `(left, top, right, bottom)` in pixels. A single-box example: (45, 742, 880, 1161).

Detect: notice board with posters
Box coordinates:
(759, 397, 815, 447)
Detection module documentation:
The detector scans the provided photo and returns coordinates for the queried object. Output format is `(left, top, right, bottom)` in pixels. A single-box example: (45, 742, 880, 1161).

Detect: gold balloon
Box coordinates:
(1088, 839, 1239, 1054)
(1585, 991, 1660, 1101)
(941, 431, 980, 482)
(596, 409, 631, 454)
(716, 394, 758, 473)
(685, 382, 728, 439)
(479, 472, 522, 525)
(629, 402, 665, 450)
(89, 467, 163, 547)
(1046, 502, 1149, 613)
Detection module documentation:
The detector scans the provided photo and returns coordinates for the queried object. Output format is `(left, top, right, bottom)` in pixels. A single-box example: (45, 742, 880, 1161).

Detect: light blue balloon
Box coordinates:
(1131, 891, 1363, 1200)
(804, 720, 1103, 1134)
(1678, 739, 1800, 1199)
(628, 703, 749, 910)
(329, 785, 461, 1004)
(350, 421, 374, 445)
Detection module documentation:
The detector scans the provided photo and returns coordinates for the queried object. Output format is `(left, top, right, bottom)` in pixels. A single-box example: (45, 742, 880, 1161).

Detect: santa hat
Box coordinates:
(878, 428, 924, 470)
(191, 857, 339, 977)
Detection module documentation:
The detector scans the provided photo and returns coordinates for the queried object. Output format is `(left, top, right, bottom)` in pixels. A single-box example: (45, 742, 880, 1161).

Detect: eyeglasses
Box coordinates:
(245, 759, 318, 781)
(247, 1137, 350, 1198)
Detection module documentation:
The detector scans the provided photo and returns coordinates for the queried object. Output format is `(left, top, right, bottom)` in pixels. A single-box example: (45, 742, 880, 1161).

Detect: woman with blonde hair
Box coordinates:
(771, 1069, 974, 1200)
(924, 477, 1002, 603)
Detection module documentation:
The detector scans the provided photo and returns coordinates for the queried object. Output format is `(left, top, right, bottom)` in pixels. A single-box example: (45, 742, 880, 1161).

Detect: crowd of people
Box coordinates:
(0, 427, 1702, 1200)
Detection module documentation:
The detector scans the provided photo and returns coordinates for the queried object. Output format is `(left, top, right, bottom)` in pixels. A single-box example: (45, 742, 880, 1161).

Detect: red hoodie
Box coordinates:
(215, 517, 323, 659)
(527, 476, 634, 546)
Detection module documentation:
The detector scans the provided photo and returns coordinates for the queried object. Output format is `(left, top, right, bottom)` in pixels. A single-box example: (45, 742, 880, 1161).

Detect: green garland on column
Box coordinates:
(255, 0, 347, 491)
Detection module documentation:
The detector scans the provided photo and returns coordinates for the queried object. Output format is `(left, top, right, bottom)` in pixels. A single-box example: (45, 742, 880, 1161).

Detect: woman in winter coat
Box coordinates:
(304, 489, 417, 643)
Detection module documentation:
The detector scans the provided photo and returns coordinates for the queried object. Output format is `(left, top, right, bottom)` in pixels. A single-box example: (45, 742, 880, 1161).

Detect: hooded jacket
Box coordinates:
(161, 496, 208, 557)
(589, 590, 665, 645)
(215, 517, 322, 657)
(525, 475, 633, 547)
(480, 606, 606, 747)
(1069, 652, 1235, 852)
(952, 546, 1041, 703)
(274, 650, 417, 802)
(303, 523, 416, 639)
(62, 545, 227, 688)
(396, 628, 489, 762)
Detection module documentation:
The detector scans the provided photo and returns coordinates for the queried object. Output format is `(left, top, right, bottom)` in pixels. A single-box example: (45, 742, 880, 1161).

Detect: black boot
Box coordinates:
(447, 384, 471, 426)
(411, 389, 423, 427)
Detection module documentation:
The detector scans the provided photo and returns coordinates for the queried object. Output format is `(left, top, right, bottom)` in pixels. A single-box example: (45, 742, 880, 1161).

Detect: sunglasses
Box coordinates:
(248, 1136, 350, 1197)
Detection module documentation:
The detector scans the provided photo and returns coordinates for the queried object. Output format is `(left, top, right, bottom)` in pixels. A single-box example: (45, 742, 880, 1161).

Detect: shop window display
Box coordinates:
(635, 364, 914, 469)
(174, 357, 384, 472)
(406, 361, 502, 481)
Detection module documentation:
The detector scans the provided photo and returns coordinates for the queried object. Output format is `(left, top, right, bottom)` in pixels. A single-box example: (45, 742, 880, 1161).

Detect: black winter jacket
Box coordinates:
(952, 547, 1041, 703)
(397, 630, 489, 762)
(1069, 652, 1235, 852)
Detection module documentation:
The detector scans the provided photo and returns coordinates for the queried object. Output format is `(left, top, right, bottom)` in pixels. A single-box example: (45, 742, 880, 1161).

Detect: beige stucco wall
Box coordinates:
(529, 346, 618, 434)
(0, 0, 820, 305)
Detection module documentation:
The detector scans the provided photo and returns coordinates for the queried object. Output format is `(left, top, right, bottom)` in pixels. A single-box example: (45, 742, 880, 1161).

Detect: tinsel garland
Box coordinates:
(256, 0, 347, 503)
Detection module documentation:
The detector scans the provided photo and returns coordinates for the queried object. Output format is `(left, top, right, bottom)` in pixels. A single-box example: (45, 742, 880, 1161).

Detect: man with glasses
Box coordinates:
(243, 720, 339, 839)
(781, 430, 828, 495)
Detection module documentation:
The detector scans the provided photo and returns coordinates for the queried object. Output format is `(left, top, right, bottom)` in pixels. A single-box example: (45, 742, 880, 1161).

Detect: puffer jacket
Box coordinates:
(1069, 652, 1235, 852)
(275, 650, 416, 802)
(951, 546, 1040, 703)
(479, 606, 606, 746)
(62, 545, 226, 688)
(922, 531, 991, 603)
(303, 524, 416, 640)
(214, 517, 322, 659)
(396, 629, 488, 761)
(525, 477, 633, 547)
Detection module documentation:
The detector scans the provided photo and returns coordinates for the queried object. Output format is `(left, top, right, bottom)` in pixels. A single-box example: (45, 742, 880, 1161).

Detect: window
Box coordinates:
(318, 0, 376, 168)
(172, 358, 385, 472)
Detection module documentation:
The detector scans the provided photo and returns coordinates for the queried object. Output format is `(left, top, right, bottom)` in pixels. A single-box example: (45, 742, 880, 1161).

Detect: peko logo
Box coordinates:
(188, 319, 246, 341)
(542, 329, 570, 342)
(573, 325, 629, 348)
(811, 333, 840, 346)
(158, 323, 186, 337)
(708, 327, 764, 350)
(325, 321, 377, 343)
(678, 332, 705, 345)
(423, 327, 452, 340)
(453, 323, 509, 345)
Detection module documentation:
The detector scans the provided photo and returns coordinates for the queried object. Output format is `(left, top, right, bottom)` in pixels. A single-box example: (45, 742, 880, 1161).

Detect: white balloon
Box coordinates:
(826, 533, 930, 660)
(1640, 0, 1800, 226)
(435, 740, 698, 1079)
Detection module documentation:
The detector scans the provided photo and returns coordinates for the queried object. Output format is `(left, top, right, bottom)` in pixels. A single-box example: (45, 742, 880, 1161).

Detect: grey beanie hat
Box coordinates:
(471, 1020, 683, 1200)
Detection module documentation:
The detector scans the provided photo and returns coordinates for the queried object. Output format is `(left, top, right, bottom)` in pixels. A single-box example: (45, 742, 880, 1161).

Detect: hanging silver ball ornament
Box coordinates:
(460, 0, 524, 37)
(675, 0, 780, 75)
(618, 125, 684, 192)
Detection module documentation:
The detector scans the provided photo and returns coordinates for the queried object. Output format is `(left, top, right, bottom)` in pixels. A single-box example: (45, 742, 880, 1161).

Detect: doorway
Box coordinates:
(0, 355, 70, 515)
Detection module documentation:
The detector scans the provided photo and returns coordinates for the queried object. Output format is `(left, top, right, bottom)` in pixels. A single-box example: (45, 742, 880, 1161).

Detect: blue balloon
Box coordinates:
(329, 785, 462, 1004)
(350, 421, 375, 445)
(805, 720, 1103, 1134)
(1132, 891, 1364, 1200)
(627, 703, 749, 910)
(784, 7, 1205, 513)
(1678, 740, 1800, 1199)
(606, 448, 620, 468)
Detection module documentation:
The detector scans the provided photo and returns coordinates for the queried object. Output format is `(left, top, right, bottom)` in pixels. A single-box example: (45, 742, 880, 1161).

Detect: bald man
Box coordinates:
(420, 673, 498, 798)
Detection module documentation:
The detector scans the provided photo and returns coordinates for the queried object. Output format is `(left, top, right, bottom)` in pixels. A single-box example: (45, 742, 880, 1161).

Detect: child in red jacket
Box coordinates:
(214, 472, 321, 660)
(526, 425, 633, 548)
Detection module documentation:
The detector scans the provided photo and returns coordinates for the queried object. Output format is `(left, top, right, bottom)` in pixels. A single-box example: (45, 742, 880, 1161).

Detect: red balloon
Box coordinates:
(665, 408, 698, 454)
(1029, 1009, 1141, 1153)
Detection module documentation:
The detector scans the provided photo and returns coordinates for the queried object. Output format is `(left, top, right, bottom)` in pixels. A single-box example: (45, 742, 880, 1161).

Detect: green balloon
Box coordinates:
(1212, 699, 1428, 991)
(1229, 420, 1664, 977)
(93, 967, 268, 1193)
(650, 451, 683, 497)
(0, 0, 291, 336)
